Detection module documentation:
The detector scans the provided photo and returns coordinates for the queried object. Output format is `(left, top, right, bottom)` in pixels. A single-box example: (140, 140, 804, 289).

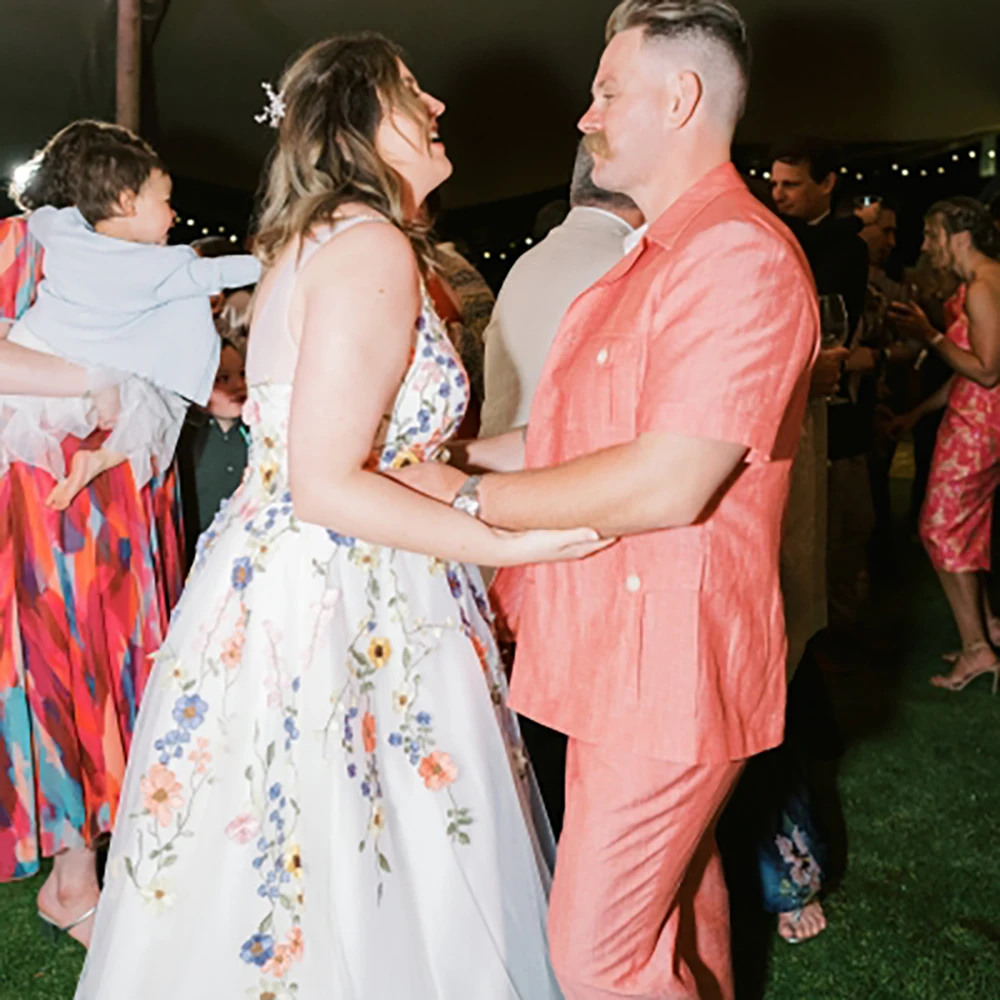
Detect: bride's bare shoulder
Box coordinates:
(301, 217, 417, 287)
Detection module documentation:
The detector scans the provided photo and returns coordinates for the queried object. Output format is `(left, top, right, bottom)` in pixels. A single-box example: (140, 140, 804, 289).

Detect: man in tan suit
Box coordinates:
(480, 142, 643, 439)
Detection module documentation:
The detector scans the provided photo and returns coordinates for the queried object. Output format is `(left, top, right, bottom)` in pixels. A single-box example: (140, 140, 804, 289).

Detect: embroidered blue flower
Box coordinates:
(231, 556, 254, 590)
(389, 733, 403, 747)
(347, 763, 357, 779)
(446, 569, 463, 599)
(328, 530, 356, 547)
(172, 694, 208, 730)
(240, 933, 275, 967)
(438, 382, 452, 399)
(360, 781, 371, 798)
(269, 782, 282, 801)
(416, 712, 432, 726)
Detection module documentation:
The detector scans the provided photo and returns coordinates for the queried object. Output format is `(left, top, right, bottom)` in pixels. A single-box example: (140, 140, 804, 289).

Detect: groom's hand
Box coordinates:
(384, 461, 467, 504)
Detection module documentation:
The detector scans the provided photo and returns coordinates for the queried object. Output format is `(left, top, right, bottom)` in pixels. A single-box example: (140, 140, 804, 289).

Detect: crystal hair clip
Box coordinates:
(254, 81, 286, 128)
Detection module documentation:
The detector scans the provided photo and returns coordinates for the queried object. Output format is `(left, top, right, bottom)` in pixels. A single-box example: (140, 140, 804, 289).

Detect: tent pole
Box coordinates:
(116, 0, 142, 131)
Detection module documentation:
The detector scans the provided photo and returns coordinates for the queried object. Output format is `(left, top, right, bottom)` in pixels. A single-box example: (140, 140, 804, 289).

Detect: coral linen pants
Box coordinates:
(549, 740, 744, 1000)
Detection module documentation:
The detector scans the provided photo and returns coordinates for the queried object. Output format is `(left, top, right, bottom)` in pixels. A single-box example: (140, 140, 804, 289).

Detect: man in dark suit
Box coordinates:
(770, 139, 876, 637)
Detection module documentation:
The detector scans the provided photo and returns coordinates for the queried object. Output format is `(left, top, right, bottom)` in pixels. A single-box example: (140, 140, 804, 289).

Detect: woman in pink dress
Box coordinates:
(891, 197, 1000, 692)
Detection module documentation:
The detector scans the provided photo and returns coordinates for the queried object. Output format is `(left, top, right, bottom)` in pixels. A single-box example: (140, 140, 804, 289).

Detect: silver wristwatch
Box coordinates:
(452, 475, 483, 519)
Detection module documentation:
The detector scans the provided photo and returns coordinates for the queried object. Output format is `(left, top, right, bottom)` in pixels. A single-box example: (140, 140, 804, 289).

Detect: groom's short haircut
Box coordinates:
(606, 0, 751, 126)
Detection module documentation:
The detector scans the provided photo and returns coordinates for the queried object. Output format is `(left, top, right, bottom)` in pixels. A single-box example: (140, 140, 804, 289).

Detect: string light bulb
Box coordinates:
(229, 234, 238, 244)
(901, 168, 910, 177)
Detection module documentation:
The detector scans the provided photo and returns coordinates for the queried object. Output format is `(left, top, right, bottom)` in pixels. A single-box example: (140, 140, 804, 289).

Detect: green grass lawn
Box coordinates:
(1, 483, 998, 998)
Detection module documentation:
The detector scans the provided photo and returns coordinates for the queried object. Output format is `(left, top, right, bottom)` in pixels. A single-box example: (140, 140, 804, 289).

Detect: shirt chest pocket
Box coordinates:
(554, 334, 643, 437)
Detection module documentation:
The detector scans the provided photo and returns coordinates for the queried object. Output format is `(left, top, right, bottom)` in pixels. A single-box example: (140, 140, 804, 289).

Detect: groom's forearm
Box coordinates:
(478, 432, 748, 537)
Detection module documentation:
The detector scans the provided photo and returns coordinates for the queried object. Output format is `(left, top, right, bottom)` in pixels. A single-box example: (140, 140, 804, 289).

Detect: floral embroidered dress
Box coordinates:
(76, 217, 561, 1000)
(920, 284, 1000, 572)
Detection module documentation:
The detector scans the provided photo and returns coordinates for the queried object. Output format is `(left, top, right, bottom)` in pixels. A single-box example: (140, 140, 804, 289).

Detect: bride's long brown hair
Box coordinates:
(254, 33, 436, 269)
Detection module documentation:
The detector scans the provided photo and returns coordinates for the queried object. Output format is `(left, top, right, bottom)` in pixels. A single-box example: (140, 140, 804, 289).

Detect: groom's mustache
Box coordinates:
(584, 132, 612, 158)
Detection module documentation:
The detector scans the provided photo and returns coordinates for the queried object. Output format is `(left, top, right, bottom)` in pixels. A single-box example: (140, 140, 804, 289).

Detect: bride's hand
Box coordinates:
(487, 526, 616, 567)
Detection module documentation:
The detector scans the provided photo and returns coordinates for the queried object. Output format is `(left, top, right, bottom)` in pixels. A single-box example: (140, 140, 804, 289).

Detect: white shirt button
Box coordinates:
(625, 574, 642, 593)
(596, 348, 609, 365)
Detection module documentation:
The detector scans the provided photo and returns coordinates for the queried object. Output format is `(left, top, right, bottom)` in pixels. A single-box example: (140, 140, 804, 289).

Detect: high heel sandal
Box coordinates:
(941, 621, 1000, 665)
(37, 904, 97, 944)
(931, 642, 1000, 693)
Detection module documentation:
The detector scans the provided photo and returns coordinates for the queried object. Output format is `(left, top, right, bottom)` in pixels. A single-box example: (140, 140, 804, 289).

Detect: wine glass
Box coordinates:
(818, 294, 850, 404)
(819, 294, 849, 350)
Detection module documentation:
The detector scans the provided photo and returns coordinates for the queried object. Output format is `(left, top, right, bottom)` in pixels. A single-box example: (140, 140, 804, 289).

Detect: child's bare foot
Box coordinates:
(46, 449, 125, 510)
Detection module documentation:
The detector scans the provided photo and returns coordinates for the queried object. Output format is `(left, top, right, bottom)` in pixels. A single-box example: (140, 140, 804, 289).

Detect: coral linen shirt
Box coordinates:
(496, 163, 819, 763)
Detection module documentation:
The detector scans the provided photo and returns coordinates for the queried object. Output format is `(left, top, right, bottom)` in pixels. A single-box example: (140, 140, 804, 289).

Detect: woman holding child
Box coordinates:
(0, 120, 247, 946)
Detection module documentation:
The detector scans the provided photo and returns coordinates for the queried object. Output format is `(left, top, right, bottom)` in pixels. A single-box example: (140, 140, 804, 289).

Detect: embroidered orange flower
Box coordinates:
(263, 944, 293, 978)
(418, 750, 459, 791)
(362, 712, 377, 753)
(140, 763, 185, 827)
(286, 926, 304, 960)
(469, 633, 490, 677)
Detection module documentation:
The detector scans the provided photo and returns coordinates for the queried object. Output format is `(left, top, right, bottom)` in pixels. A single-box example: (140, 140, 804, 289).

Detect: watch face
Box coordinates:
(454, 493, 480, 517)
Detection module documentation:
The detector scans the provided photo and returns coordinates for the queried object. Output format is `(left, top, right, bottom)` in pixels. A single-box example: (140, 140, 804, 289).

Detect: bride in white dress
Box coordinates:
(75, 33, 608, 1000)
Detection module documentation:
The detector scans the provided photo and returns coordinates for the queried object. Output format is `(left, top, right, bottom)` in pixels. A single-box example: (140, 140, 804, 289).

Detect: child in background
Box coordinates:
(0, 124, 259, 508)
(177, 339, 250, 567)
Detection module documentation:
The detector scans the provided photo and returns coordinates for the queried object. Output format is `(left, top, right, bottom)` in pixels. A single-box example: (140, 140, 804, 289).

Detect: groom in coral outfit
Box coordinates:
(399, 2, 818, 996)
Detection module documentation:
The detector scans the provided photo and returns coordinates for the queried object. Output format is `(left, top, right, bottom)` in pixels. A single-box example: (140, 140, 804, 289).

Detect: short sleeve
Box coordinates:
(637, 222, 818, 462)
(0, 217, 43, 323)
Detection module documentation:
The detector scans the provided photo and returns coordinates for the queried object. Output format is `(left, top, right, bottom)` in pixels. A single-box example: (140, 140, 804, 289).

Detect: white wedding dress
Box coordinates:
(76, 217, 561, 1000)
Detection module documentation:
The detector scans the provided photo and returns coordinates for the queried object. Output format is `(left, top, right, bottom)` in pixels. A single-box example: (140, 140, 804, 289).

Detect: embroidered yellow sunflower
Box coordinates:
(368, 637, 391, 669)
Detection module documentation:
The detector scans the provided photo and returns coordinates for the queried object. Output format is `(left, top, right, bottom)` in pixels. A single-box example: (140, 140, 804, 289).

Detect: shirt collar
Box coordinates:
(644, 161, 746, 252)
(571, 205, 637, 233)
(595, 162, 745, 286)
